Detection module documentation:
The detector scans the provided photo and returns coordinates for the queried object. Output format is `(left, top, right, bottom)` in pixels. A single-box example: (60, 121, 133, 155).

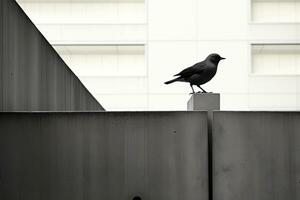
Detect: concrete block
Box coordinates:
(187, 93, 220, 111)
(0, 111, 208, 200)
(187, 93, 220, 200)
(213, 111, 300, 200)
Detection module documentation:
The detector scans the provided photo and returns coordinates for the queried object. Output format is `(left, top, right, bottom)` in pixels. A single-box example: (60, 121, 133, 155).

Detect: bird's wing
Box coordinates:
(174, 62, 206, 78)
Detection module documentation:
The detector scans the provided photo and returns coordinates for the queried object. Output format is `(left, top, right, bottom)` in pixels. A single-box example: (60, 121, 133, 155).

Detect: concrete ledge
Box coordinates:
(213, 111, 300, 200)
(0, 112, 208, 200)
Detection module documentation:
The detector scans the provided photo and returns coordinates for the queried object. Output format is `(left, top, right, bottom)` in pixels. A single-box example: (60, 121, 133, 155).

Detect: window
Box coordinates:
(54, 45, 147, 110)
(251, 44, 300, 75)
(54, 45, 146, 77)
(17, 0, 146, 24)
(251, 0, 300, 23)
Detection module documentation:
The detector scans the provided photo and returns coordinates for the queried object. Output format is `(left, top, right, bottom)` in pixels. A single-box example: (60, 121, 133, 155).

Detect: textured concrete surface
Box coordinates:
(0, 0, 103, 111)
(0, 112, 208, 200)
(187, 93, 220, 200)
(187, 93, 220, 111)
(213, 112, 300, 200)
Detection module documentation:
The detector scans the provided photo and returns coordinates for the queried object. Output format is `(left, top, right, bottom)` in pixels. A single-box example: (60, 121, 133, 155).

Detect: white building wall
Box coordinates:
(17, 0, 300, 111)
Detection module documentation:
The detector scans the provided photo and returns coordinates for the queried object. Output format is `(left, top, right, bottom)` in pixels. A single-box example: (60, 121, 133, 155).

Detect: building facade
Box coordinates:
(16, 0, 300, 111)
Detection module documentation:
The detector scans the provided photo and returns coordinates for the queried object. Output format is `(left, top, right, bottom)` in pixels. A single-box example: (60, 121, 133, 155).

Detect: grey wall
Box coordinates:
(213, 112, 300, 200)
(0, 0, 104, 111)
(0, 111, 208, 200)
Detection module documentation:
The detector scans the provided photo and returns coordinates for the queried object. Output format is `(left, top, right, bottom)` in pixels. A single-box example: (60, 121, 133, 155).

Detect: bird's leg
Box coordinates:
(197, 85, 208, 93)
(189, 84, 195, 94)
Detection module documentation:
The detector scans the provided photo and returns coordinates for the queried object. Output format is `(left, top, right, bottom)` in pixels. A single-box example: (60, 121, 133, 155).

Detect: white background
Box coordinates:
(17, 0, 300, 111)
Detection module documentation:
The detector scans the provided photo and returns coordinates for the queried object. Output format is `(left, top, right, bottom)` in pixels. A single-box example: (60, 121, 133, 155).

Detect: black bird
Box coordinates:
(164, 53, 225, 93)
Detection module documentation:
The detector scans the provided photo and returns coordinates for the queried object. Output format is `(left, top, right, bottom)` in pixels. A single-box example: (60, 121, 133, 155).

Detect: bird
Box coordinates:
(164, 53, 225, 94)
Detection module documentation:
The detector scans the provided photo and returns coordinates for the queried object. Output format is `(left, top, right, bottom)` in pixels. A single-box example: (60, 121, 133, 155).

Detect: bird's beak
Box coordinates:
(221, 57, 226, 60)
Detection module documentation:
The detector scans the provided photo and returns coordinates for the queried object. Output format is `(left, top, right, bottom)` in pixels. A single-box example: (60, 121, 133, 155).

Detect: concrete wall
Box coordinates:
(0, 111, 208, 200)
(187, 93, 220, 200)
(213, 112, 300, 200)
(0, 0, 104, 111)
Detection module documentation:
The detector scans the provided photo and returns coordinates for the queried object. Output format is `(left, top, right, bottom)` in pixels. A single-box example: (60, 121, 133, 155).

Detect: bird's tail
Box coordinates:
(164, 77, 180, 84)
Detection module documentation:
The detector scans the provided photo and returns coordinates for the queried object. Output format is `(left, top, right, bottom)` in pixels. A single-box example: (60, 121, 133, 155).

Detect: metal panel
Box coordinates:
(0, 111, 208, 200)
(213, 112, 300, 200)
(0, 0, 104, 111)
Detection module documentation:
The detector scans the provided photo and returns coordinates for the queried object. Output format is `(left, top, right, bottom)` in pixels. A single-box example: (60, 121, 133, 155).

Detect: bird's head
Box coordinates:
(206, 53, 226, 65)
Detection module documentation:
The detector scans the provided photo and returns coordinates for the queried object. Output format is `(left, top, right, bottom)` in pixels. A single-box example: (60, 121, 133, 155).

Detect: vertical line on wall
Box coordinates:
(296, 10, 300, 108)
(248, 0, 252, 23)
(195, 0, 199, 59)
(247, 43, 252, 111)
(145, 0, 149, 110)
(143, 113, 147, 198)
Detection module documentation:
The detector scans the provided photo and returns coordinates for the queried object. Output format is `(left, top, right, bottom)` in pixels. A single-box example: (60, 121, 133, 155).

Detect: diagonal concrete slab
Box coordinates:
(0, 0, 104, 111)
